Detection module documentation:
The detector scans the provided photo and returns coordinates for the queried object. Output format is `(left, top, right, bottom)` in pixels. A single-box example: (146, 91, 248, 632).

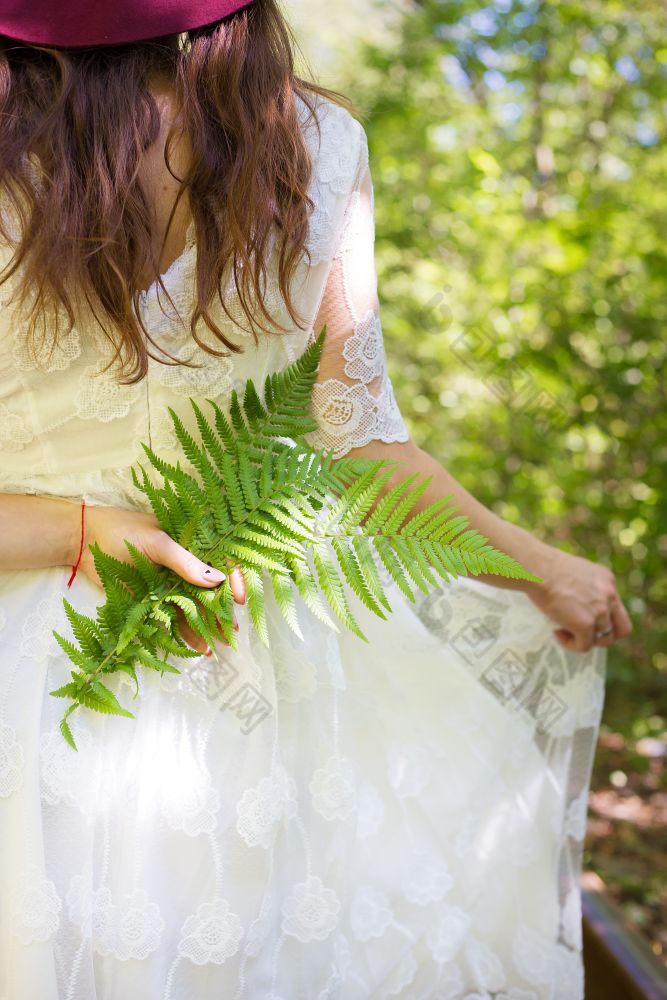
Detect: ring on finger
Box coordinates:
(594, 625, 615, 638)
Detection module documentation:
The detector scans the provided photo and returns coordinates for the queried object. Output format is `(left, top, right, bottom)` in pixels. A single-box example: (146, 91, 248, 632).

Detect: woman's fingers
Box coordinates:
(610, 596, 633, 639)
(140, 530, 246, 648)
(553, 596, 632, 653)
(146, 530, 226, 587)
(553, 626, 593, 653)
(592, 624, 617, 648)
(174, 609, 238, 655)
(591, 588, 632, 648)
(174, 607, 209, 655)
(144, 531, 247, 605)
(229, 567, 246, 604)
(552, 627, 575, 650)
(134, 530, 246, 604)
(80, 510, 245, 655)
(528, 550, 634, 656)
(552, 604, 604, 651)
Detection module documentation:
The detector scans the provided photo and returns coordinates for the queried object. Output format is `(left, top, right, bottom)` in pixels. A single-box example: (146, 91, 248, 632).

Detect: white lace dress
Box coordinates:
(0, 96, 605, 1000)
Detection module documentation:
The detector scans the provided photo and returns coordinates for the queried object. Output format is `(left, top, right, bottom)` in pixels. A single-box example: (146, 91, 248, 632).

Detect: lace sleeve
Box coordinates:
(305, 124, 410, 459)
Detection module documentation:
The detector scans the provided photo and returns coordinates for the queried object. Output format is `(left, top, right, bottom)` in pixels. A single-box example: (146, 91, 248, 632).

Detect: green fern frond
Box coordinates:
(312, 541, 364, 640)
(271, 572, 302, 638)
(59, 710, 77, 750)
(78, 682, 135, 719)
(51, 326, 541, 750)
(52, 632, 98, 673)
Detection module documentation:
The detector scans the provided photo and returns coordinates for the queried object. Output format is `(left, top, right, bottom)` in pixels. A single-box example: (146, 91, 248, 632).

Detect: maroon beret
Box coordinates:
(0, 0, 254, 48)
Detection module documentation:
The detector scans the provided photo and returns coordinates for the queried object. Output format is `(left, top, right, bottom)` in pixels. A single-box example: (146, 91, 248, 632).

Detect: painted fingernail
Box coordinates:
(203, 567, 225, 583)
(204, 646, 213, 656)
(234, 620, 239, 632)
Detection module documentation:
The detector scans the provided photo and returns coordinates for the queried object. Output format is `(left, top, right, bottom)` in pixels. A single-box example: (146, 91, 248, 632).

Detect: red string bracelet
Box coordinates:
(67, 499, 86, 588)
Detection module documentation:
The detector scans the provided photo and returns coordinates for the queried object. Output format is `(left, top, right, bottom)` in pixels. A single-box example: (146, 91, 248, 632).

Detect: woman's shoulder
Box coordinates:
(295, 92, 368, 192)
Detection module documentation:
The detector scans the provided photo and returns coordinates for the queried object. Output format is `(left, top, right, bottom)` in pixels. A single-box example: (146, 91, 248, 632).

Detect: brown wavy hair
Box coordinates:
(0, 2, 352, 383)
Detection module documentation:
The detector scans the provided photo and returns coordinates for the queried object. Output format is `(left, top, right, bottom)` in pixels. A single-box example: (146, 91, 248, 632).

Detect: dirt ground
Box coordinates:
(585, 719, 667, 965)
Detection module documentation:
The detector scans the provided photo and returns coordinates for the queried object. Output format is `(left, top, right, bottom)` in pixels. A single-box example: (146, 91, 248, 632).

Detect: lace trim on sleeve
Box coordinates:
(305, 120, 409, 459)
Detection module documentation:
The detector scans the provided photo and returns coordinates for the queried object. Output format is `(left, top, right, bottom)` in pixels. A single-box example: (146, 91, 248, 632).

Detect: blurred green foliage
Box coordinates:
(338, 0, 666, 718)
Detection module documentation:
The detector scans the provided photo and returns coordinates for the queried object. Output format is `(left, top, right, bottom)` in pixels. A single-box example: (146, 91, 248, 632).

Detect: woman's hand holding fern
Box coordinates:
(78, 506, 246, 653)
(346, 439, 631, 652)
(524, 547, 631, 652)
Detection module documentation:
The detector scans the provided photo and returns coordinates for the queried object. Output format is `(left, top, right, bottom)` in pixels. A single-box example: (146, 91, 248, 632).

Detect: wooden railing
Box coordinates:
(582, 873, 667, 1000)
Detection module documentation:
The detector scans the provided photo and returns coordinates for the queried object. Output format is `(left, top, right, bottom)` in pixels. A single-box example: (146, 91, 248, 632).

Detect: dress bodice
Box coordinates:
(0, 95, 409, 510)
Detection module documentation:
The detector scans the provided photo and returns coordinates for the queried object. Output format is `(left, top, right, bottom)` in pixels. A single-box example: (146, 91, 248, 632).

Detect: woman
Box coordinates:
(0, 1, 631, 998)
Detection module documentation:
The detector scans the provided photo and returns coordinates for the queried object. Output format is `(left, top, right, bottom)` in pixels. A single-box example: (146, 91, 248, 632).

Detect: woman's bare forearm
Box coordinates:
(0, 493, 80, 570)
(0, 440, 553, 590)
(346, 439, 555, 597)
